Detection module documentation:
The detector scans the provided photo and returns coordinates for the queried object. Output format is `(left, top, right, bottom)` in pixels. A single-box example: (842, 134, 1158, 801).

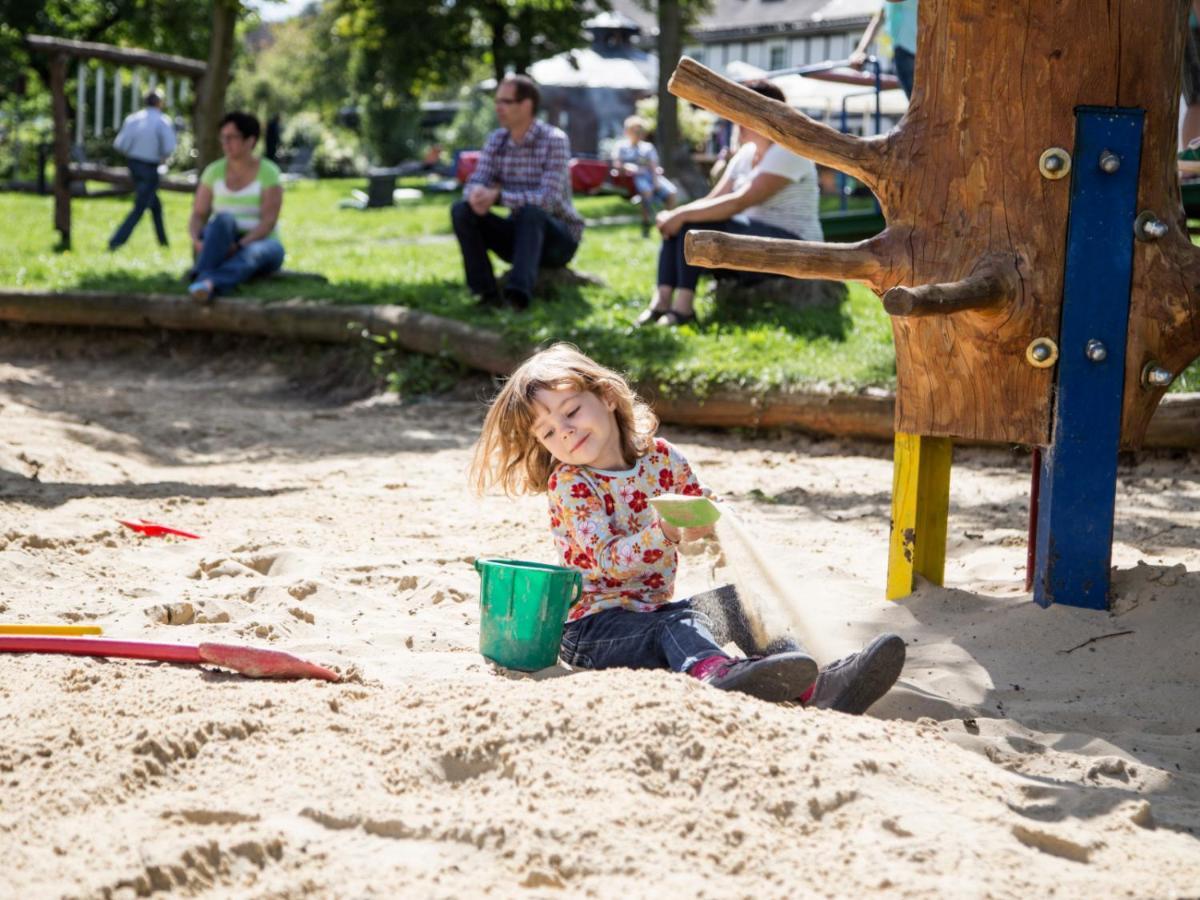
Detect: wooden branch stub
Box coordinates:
(883, 258, 1019, 318)
(669, 57, 883, 190)
(684, 231, 889, 287)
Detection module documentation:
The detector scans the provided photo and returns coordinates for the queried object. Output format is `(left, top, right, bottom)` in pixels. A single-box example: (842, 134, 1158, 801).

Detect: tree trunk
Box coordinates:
(656, 0, 707, 199)
(194, 0, 239, 171)
(669, 0, 1200, 449)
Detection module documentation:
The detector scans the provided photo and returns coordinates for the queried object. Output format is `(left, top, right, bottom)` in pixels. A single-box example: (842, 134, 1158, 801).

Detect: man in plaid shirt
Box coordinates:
(451, 75, 585, 310)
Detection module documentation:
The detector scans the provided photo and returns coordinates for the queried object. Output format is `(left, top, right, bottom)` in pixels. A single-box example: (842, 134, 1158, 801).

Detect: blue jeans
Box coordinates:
(450, 201, 578, 302)
(657, 218, 798, 292)
(893, 46, 915, 99)
(194, 212, 285, 295)
(559, 600, 726, 673)
(109, 158, 167, 248)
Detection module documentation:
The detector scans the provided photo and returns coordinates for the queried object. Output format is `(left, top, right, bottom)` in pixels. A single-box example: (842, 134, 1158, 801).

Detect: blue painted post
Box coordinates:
(1033, 107, 1144, 610)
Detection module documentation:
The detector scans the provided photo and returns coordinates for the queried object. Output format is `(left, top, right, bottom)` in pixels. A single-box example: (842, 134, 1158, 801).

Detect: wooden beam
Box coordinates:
(684, 232, 893, 289)
(25, 35, 206, 79)
(69, 162, 197, 193)
(669, 57, 885, 191)
(48, 54, 71, 248)
(0, 289, 1197, 448)
(886, 433, 952, 601)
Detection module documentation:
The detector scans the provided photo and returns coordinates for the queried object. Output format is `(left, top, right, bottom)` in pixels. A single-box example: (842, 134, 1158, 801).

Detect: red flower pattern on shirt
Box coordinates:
(545, 439, 713, 622)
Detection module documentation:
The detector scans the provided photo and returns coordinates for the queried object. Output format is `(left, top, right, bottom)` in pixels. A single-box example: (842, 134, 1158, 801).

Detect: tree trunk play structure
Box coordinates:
(671, 1, 1200, 610)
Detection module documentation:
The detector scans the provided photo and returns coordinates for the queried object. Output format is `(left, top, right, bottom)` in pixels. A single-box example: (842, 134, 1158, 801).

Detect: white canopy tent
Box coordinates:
(526, 47, 657, 91)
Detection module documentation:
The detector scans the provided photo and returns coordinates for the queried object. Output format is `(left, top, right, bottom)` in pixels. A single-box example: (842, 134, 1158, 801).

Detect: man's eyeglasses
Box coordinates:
(494, 97, 521, 106)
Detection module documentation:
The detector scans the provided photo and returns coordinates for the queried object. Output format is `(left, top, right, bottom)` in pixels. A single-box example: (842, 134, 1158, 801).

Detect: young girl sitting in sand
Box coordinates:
(470, 344, 904, 710)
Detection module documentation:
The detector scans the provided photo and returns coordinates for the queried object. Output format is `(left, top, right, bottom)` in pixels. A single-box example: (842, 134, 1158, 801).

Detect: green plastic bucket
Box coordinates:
(474, 558, 582, 671)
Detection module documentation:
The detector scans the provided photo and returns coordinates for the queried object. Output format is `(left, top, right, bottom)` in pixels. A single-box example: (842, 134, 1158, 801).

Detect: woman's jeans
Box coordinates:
(559, 600, 726, 673)
(657, 219, 798, 292)
(195, 212, 285, 295)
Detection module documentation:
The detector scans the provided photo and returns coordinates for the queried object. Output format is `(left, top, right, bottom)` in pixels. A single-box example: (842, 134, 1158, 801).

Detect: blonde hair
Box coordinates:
(470, 343, 659, 496)
(623, 115, 648, 136)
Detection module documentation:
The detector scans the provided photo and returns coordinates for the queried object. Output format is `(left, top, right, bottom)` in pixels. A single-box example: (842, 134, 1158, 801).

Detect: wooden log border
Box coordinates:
(0, 288, 1195, 449)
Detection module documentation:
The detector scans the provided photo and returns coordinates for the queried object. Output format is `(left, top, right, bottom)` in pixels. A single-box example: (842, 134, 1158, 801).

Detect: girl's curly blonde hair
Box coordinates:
(470, 343, 659, 495)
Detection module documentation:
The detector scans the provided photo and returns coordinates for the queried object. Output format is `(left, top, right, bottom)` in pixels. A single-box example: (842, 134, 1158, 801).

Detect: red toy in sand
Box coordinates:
(0, 636, 341, 682)
(118, 519, 202, 539)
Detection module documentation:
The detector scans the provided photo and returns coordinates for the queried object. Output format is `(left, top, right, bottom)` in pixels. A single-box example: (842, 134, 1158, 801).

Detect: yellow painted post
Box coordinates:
(887, 433, 953, 600)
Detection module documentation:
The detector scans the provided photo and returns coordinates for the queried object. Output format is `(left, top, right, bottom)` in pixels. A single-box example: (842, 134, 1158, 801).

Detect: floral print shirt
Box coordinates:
(547, 438, 707, 622)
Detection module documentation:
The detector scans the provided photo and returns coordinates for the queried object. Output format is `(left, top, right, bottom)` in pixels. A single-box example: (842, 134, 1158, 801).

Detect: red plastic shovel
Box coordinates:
(117, 519, 202, 539)
(0, 636, 340, 682)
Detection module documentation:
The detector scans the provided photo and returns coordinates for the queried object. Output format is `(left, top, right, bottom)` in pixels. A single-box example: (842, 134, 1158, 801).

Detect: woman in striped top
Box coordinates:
(186, 112, 285, 302)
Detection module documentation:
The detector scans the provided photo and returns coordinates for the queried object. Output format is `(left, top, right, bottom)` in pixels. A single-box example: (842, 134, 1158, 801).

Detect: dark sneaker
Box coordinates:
(699, 651, 818, 702)
(807, 633, 906, 715)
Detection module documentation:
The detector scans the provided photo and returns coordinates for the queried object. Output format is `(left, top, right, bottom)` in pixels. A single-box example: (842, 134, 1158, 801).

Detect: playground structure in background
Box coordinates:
(24, 35, 208, 249)
(671, 0, 1200, 611)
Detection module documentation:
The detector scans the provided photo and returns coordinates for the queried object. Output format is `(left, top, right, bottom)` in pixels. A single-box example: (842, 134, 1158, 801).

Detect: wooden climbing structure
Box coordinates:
(25, 35, 207, 249)
(669, 1, 1200, 610)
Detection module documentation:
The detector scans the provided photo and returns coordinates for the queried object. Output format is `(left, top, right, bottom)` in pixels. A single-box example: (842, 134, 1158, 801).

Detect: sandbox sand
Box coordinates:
(0, 331, 1198, 898)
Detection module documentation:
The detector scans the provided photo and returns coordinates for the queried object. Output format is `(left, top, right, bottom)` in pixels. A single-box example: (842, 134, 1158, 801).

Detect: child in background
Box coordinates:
(611, 116, 678, 236)
(470, 343, 905, 711)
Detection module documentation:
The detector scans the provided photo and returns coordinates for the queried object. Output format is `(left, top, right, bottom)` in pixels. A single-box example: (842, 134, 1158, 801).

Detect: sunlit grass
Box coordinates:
(5, 177, 1189, 395)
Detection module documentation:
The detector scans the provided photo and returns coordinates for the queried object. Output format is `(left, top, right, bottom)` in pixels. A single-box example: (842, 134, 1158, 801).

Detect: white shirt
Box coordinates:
(113, 107, 177, 164)
(724, 143, 823, 240)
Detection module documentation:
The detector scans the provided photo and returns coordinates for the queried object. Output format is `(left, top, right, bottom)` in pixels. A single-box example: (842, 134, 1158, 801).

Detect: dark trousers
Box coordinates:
(450, 200, 578, 301)
(109, 158, 167, 249)
(657, 219, 798, 292)
(559, 600, 726, 673)
(893, 46, 915, 99)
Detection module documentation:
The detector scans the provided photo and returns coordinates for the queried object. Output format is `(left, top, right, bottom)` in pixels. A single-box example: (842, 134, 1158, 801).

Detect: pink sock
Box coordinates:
(687, 655, 730, 680)
(799, 684, 815, 704)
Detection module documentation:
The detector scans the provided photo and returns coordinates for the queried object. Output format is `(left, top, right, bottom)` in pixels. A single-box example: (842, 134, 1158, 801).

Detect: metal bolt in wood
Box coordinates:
(1134, 211, 1168, 241)
(1025, 337, 1059, 368)
(1039, 148, 1072, 179)
(1141, 361, 1173, 388)
(1098, 150, 1121, 174)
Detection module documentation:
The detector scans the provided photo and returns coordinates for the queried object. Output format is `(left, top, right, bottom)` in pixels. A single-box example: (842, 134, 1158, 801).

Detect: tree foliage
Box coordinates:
(0, 0, 213, 94)
(334, 0, 603, 97)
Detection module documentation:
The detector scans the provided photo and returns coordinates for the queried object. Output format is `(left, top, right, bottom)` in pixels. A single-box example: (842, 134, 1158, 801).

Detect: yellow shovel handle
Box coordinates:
(0, 624, 103, 636)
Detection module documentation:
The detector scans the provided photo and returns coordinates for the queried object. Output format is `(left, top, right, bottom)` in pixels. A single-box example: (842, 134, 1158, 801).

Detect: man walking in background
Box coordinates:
(108, 91, 176, 251)
(450, 74, 583, 311)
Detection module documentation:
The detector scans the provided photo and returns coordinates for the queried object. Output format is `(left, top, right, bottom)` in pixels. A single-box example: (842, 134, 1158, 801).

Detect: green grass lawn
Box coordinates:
(0, 178, 1194, 395)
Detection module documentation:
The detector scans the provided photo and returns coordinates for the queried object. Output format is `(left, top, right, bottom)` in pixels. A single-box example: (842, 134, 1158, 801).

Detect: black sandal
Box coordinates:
(658, 309, 698, 328)
(633, 305, 670, 327)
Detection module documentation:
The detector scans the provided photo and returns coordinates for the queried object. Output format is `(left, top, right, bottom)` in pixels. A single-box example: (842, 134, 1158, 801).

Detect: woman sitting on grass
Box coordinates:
(186, 112, 285, 302)
(635, 80, 823, 328)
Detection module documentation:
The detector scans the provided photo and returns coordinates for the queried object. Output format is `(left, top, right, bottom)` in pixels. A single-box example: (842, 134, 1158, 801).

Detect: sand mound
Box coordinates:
(0, 333, 1197, 896)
